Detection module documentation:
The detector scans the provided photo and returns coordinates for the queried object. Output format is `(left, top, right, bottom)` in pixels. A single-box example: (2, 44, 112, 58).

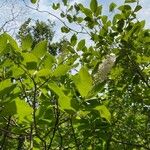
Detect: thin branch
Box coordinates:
(22, 0, 87, 35)
(1, 116, 11, 149)
(69, 117, 79, 150)
(47, 100, 60, 150)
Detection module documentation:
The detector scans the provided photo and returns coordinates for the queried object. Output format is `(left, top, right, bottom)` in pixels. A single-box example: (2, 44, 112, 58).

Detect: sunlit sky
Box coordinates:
(0, 0, 149, 41)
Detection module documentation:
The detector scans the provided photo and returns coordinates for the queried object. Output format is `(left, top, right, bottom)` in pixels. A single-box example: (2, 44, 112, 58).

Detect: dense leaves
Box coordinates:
(0, 0, 150, 149)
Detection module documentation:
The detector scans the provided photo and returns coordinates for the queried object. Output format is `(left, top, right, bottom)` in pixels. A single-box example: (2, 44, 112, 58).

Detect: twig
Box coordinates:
(22, 0, 87, 35)
(69, 117, 79, 150)
(47, 100, 60, 150)
(1, 116, 11, 149)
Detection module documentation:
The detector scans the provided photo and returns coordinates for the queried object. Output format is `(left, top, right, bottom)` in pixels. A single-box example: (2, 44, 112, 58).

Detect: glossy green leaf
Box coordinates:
(32, 41, 47, 58)
(0, 33, 7, 54)
(94, 105, 111, 122)
(118, 5, 131, 12)
(77, 39, 85, 50)
(72, 67, 93, 97)
(90, 0, 98, 13)
(36, 69, 51, 77)
(125, 0, 136, 3)
(52, 3, 60, 10)
(70, 34, 77, 46)
(134, 5, 142, 12)
(2, 98, 33, 123)
(4, 33, 19, 50)
(31, 0, 37, 4)
(21, 34, 33, 50)
(95, 5, 102, 16)
(61, 26, 70, 33)
(109, 2, 117, 12)
(52, 64, 70, 77)
(82, 8, 93, 18)
(87, 82, 105, 98)
(0, 79, 16, 97)
(49, 82, 74, 111)
(12, 66, 25, 78)
(62, 0, 67, 6)
(42, 53, 56, 69)
(76, 17, 83, 23)
(23, 53, 38, 70)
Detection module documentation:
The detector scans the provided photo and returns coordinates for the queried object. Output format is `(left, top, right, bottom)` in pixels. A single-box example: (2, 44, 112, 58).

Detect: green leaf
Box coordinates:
(32, 41, 47, 58)
(49, 82, 74, 111)
(36, 69, 51, 77)
(61, 26, 70, 33)
(21, 34, 33, 50)
(52, 3, 60, 10)
(94, 105, 111, 122)
(87, 82, 105, 98)
(134, 5, 142, 12)
(31, 0, 37, 4)
(67, 14, 73, 23)
(118, 5, 131, 12)
(82, 8, 93, 18)
(0, 33, 7, 54)
(4, 33, 19, 51)
(76, 17, 83, 23)
(58, 95, 74, 111)
(95, 5, 102, 17)
(2, 98, 33, 123)
(23, 53, 38, 70)
(125, 0, 136, 3)
(42, 53, 55, 69)
(136, 55, 150, 63)
(12, 66, 25, 78)
(72, 67, 93, 98)
(52, 64, 71, 77)
(0, 79, 16, 97)
(70, 34, 77, 46)
(62, 0, 67, 6)
(109, 2, 117, 12)
(77, 39, 85, 51)
(90, 0, 98, 13)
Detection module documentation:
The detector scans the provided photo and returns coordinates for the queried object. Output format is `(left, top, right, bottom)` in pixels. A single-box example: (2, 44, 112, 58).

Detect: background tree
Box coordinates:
(17, 18, 68, 55)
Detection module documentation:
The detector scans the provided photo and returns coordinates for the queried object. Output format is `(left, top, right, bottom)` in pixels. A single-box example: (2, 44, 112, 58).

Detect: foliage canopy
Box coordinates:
(0, 0, 150, 149)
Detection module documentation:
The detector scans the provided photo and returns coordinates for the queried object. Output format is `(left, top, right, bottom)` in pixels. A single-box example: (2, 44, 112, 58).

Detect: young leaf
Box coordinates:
(109, 2, 117, 12)
(125, 0, 136, 3)
(0, 79, 16, 97)
(72, 67, 93, 98)
(0, 33, 7, 54)
(49, 83, 74, 111)
(2, 98, 33, 123)
(134, 5, 142, 12)
(62, 0, 67, 6)
(22, 53, 38, 70)
(52, 3, 60, 10)
(94, 105, 111, 122)
(21, 34, 33, 50)
(70, 34, 77, 46)
(4, 33, 19, 50)
(77, 39, 85, 51)
(61, 26, 70, 33)
(90, 0, 98, 13)
(36, 69, 51, 78)
(32, 40, 47, 58)
(42, 53, 56, 69)
(52, 64, 71, 77)
(31, 0, 37, 4)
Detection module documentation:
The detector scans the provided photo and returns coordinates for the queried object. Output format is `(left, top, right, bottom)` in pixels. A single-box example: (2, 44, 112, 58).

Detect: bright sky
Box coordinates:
(0, 0, 149, 40)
